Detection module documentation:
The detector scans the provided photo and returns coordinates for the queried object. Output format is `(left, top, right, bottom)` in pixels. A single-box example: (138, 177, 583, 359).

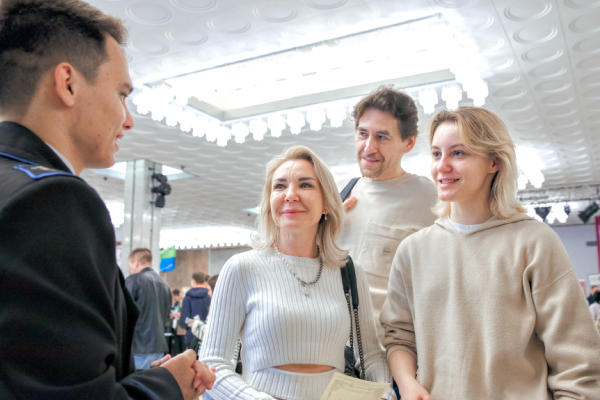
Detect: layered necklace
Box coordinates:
(274, 244, 323, 297)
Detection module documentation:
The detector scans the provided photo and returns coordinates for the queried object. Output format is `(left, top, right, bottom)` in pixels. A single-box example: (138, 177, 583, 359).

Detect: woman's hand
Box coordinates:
(399, 379, 433, 400)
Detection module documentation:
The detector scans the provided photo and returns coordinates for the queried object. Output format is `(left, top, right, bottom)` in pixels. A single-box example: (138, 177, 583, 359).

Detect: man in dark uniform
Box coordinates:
(0, 1, 214, 399)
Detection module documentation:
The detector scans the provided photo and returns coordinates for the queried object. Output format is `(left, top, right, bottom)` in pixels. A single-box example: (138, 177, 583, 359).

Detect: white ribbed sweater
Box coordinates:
(199, 248, 394, 400)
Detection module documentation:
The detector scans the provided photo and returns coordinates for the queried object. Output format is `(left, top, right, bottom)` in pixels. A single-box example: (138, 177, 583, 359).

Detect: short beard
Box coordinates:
(358, 153, 385, 179)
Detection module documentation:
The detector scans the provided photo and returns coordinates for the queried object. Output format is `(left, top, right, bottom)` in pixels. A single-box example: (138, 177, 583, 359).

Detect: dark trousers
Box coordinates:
(169, 334, 185, 357)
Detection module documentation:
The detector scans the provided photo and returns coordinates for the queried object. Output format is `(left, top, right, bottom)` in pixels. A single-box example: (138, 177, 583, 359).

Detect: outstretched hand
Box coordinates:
(399, 380, 434, 400)
(192, 360, 216, 394)
(343, 196, 357, 212)
(160, 350, 215, 400)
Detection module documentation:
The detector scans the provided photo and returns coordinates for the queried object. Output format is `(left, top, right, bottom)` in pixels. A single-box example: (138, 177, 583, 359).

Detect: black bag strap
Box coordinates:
(341, 256, 365, 379)
(340, 177, 360, 202)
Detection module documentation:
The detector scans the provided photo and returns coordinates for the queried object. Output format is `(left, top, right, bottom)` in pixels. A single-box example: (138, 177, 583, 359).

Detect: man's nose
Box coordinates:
(364, 134, 378, 154)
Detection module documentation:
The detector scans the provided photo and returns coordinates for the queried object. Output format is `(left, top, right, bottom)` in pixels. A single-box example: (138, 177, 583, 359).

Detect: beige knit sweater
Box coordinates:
(380, 213, 600, 400)
(337, 173, 438, 341)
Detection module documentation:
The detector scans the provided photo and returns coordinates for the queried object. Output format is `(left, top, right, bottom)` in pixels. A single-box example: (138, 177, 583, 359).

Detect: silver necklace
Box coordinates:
(274, 245, 323, 297)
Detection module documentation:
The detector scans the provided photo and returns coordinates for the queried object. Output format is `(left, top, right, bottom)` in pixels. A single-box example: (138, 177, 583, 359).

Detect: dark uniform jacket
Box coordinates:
(125, 268, 171, 354)
(0, 122, 183, 400)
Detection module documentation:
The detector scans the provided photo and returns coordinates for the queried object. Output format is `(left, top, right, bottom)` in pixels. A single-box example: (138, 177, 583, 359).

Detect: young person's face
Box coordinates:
(430, 122, 498, 208)
(355, 108, 415, 181)
(270, 159, 326, 235)
(74, 36, 133, 169)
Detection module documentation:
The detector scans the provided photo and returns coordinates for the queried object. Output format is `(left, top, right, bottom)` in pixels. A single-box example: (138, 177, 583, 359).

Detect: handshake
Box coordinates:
(151, 326, 216, 400)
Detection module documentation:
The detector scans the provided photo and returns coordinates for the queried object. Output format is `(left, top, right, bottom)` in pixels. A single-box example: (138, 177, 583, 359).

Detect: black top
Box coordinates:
(0, 122, 183, 400)
(126, 267, 172, 354)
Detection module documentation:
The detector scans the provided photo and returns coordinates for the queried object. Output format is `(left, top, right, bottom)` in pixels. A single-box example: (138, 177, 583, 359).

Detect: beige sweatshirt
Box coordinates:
(380, 213, 600, 400)
(337, 173, 438, 341)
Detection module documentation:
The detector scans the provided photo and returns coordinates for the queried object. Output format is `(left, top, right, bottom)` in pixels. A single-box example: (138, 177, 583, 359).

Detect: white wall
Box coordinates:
(551, 224, 599, 294)
(208, 247, 251, 276)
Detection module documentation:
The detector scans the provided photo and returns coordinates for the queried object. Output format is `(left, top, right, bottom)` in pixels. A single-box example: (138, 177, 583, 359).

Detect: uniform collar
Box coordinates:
(0, 121, 72, 173)
(45, 142, 76, 175)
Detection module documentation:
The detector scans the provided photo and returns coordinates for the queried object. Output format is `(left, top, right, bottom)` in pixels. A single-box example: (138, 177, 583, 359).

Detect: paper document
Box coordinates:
(320, 372, 390, 400)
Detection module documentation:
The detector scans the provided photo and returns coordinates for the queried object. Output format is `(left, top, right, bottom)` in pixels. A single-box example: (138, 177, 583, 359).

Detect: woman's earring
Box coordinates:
(324, 214, 328, 220)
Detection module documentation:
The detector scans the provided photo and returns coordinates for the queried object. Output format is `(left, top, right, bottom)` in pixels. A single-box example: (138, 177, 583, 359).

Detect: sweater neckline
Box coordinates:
(357, 172, 413, 191)
(264, 247, 321, 269)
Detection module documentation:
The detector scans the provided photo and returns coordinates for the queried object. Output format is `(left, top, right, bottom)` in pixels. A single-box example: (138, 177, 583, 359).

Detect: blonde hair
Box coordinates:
(252, 145, 348, 269)
(429, 106, 526, 219)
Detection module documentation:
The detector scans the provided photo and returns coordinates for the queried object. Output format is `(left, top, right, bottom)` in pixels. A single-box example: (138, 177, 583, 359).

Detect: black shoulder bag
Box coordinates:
(340, 177, 360, 203)
(341, 257, 365, 379)
(340, 177, 364, 379)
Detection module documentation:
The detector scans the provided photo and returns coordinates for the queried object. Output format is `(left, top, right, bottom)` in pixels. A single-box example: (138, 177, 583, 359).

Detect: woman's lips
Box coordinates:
(439, 178, 459, 187)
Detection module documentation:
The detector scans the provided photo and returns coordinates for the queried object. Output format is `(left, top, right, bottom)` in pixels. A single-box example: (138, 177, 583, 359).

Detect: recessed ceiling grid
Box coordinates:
(81, 0, 600, 231)
(493, 0, 588, 185)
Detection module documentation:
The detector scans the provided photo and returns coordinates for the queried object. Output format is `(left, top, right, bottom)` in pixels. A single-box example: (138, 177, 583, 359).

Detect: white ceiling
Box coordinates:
(81, 0, 600, 232)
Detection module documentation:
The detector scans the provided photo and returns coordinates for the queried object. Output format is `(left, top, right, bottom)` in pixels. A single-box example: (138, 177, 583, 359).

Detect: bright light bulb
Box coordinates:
(441, 84, 462, 110)
(418, 88, 438, 114)
(327, 104, 347, 128)
(192, 115, 208, 138)
(206, 120, 220, 142)
(552, 203, 568, 223)
(249, 118, 267, 141)
(268, 114, 286, 137)
(165, 104, 183, 127)
(287, 111, 305, 134)
(307, 107, 325, 131)
(232, 122, 250, 144)
(217, 125, 231, 147)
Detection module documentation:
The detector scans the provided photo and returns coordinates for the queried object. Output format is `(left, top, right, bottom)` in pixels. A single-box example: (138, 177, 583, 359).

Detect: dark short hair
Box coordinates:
(0, 0, 127, 114)
(207, 275, 219, 292)
(129, 248, 152, 265)
(352, 85, 419, 141)
(192, 272, 206, 284)
(172, 289, 180, 296)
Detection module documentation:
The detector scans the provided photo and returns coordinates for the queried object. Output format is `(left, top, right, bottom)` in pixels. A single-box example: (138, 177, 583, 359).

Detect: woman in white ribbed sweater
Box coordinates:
(199, 145, 395, 400)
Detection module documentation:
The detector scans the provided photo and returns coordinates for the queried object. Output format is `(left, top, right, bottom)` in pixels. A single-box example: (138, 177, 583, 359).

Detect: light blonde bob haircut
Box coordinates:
(252, 145, 348, 269)
(429, 106, 526, 219)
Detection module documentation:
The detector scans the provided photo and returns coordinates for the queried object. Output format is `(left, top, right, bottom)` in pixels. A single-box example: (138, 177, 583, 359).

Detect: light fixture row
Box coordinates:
(131, 81, 486, 147)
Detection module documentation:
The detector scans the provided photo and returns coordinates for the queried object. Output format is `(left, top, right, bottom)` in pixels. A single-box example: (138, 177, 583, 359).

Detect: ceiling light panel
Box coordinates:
(163, 17, 453, 113)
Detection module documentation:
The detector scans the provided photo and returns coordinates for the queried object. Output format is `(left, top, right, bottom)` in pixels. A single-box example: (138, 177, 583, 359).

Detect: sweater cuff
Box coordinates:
(381, 387, 397, 400)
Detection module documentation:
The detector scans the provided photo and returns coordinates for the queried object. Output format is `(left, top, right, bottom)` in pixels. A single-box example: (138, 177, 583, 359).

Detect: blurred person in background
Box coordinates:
(207, 274, 219, 297)
(0, 0, 214, 398)
(199, 145, 396, 400)
(169, 289, 186, 356)
(590, 291, 600, 323)
(126, 248, 172, 370)
(381, 107, 600, 400)
(180, 272, 211, 350)
(588, 285, 598, 305)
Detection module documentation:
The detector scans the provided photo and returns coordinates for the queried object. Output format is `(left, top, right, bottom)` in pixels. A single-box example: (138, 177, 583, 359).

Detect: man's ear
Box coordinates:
(54, 63, 78, 107)
(402, 136, 417, 154)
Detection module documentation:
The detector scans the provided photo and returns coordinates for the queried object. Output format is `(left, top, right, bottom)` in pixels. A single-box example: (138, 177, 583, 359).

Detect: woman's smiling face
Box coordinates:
(430, 122, 498, 207)
(270, 159, 325, 235)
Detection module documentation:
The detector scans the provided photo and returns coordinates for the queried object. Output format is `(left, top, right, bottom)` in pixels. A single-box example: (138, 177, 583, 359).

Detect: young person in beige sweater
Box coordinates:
(380, 107, 600, 400)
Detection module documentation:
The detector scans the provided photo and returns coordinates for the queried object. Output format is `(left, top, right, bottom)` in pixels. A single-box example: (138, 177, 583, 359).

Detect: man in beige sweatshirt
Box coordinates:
(337, 87, 438, 342)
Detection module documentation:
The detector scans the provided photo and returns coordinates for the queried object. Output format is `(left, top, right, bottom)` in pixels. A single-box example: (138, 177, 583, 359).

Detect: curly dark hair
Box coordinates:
(351, 85, 419, 141)
(0, 0, 127, 114)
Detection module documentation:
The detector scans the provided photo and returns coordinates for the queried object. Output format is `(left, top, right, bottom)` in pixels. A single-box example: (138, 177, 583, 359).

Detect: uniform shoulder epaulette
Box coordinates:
(13, 164, 75, 180)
